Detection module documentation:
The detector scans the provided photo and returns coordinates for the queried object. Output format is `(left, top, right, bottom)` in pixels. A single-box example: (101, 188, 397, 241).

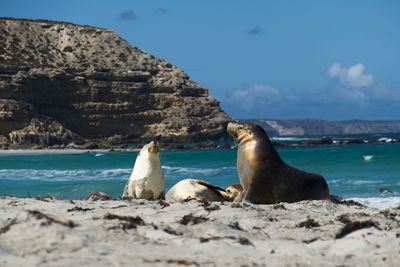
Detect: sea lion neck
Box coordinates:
(243, 139, 282, 171)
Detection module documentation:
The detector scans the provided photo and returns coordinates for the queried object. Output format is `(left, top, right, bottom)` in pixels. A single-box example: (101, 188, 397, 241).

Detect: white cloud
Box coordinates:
(328, 62, 374, 88)
(229, 84, 282, 111)
(222, 62, 400, 119)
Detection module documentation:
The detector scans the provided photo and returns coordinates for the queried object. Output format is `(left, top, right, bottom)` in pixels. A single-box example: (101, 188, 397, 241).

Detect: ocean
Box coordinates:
(1, 134, 399, 210)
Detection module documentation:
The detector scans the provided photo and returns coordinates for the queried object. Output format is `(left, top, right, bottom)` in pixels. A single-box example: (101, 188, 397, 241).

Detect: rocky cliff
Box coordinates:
(248, 119, 400, 137)
(0, 18, 232, 148)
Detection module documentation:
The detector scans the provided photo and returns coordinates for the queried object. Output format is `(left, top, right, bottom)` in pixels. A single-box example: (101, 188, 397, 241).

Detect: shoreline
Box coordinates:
(0, 141, 399, 155)
(1, 196, 399, 266)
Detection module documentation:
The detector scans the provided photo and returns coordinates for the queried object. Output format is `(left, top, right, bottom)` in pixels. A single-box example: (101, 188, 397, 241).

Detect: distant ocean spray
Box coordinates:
(1, 134, 399, 210)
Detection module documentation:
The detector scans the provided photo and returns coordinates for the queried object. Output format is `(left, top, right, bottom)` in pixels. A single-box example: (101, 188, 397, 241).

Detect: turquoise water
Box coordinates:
(1, 142, 399, 208)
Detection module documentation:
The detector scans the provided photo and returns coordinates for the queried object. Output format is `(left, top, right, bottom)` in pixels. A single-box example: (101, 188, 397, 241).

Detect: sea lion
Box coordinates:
(122, 141, 165, 200)
(224, 183, 243, 201)
(165, 179, 241, 203)
(227, 122, 330, 204)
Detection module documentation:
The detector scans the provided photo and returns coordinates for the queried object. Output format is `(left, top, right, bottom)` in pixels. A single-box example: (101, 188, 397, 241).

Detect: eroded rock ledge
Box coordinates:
(0, 18, 231, 148)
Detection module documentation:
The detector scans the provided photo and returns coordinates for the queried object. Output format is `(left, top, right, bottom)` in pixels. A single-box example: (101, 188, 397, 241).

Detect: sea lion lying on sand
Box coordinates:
(166, 179, 243, 203)
(122, 141, 165, 200)
(227, 122, 330, 204)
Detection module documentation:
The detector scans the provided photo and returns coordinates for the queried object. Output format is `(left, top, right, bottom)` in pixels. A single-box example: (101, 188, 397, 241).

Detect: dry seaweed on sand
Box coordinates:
(0, 218, 18, 234)
(335, 220, 379, 239)
(228, 221, 243, 231)
(179, 213, 209, 225)
(200, 201, 220, 212)
(329, 195, 364, 207)
(67, 206, 94, 212)
(27, 210, 78, 228)
(297, 218, 320, 228)
(104, 213, 145, 231)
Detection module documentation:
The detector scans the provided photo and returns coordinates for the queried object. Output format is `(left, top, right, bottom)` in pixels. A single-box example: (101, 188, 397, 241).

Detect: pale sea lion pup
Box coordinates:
(122, 141, 165, 200)
(227, 122, 330, 204)
(222, 183, 243, 201)
(166, 179, 239, 203)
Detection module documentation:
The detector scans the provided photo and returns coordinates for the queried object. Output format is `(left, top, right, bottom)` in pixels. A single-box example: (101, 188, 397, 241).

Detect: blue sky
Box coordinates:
(2, 0, 400, 120)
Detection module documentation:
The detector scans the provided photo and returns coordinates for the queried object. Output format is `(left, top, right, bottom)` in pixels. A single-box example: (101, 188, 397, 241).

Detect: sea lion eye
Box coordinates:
(238, 126, 243, 130)
(248, 131, 252, 136)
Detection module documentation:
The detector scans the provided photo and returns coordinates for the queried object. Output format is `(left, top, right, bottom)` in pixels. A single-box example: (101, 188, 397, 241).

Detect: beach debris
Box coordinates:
(200, 201, 220, 212)
(297, 218, 320, 228)
(273, 203, 287, 210)
(336, 214, 352, 224)
(0, 218, 18, 234)
(199, 235, 254, 246)
(67, 206, 94, 212)
(228, 221, 243, 231)
(110, 205, 128, 209)
(163, 226, 183, 236)
(329, 195, 365, 207)
(179, 214, 208, 225)
(302, 238, 318, 244)
(335, 220, 378, 239)
(199, 236, 235, 243)
(104, 213, 145, 231)
(157, 199, 170, 208)
(238, 236, 254, 246)
(379, 188, 393, 193)
(379, 210, 398, 221)
(36, 196, 59, 202)
(27, 210, 78, 228)
(143, 258, 200, 266)
(83, 192, 111, 201)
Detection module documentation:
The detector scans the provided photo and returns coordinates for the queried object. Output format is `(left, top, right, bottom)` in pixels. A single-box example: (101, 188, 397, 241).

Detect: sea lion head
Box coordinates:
(139, 141, 160, 159)
(221, 183, 243, 201)
(227, 122, 268, 145)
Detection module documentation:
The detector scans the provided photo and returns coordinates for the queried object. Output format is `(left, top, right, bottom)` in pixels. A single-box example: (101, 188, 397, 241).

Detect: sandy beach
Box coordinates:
(0, 196, 399, 266)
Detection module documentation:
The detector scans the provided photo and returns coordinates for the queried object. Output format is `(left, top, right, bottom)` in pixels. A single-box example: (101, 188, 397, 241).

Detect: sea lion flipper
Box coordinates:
(194, 179, 225, 192)
(122, 180, 130, 198)
(158, 191, 165, 200)
(232, 189, 246, 204)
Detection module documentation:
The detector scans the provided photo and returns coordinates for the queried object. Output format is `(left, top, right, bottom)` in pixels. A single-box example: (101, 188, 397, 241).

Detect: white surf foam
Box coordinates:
(378, 137, 396, 143)
(0, 168, 131, 181)
(162, 166, 235, 176)
(347, 197, 400, 210)
(363, 155, 374, 161)
(351, 179, 383, 185)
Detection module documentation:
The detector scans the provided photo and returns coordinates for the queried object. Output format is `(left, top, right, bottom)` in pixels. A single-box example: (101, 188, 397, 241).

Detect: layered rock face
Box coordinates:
(0, 18, 231, 147)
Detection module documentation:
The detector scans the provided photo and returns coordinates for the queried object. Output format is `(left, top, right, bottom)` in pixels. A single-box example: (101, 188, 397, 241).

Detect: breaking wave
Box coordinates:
(0, 168, 131, 182)
(347, 197, 400, 210)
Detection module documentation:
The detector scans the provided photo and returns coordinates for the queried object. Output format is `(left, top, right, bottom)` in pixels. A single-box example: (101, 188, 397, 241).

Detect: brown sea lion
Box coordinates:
(227, 122, 330, 204)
